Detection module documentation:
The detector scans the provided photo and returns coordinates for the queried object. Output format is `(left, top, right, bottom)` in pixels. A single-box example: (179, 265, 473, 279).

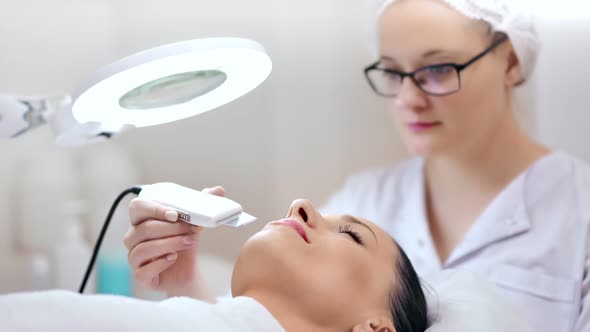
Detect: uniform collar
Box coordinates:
(398, 152, 568, 268)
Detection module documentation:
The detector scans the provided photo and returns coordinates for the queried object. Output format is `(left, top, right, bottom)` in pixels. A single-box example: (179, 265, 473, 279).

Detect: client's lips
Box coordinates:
(271, 219, 309, 243)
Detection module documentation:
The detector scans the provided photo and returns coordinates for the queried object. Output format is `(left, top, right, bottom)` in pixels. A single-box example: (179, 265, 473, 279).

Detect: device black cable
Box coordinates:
(78, 186, 142, 294)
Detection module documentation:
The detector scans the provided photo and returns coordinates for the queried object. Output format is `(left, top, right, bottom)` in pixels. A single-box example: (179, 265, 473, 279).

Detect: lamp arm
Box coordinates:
(0, 95, 54, 138)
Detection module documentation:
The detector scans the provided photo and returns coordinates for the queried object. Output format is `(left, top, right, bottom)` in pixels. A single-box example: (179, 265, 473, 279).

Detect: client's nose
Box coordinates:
(287, 199, 318, 228)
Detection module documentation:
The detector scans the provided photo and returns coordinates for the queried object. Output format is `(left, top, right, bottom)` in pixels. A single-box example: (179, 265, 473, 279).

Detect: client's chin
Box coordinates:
(231, 228, 306, 298)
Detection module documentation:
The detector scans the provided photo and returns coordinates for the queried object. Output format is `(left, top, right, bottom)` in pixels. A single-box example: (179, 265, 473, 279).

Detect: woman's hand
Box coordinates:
(124, 186, 225, 301)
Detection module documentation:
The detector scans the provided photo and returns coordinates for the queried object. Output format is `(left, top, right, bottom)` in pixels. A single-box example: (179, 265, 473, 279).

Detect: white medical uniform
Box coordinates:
(321, 151, 590, 332)
(0, 291, 285, 332)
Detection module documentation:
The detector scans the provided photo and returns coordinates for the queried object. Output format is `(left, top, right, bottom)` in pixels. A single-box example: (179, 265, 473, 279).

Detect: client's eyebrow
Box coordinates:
(344, 215, 378, 243)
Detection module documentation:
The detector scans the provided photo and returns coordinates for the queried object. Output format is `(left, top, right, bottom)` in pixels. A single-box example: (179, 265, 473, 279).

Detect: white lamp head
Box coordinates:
(0, 37, 272, 145)
(72, 37, 272, 128)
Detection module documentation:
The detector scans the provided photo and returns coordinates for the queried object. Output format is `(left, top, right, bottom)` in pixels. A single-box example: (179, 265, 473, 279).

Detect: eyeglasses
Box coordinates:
(364, 35, 508, 97)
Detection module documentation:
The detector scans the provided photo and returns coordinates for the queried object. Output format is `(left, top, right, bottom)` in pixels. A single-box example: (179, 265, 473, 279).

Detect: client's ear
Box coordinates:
(352, 317, 395, 332)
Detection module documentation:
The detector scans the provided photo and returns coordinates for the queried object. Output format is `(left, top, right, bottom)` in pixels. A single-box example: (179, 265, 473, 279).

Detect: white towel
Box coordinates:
(0, 290, 285, 332)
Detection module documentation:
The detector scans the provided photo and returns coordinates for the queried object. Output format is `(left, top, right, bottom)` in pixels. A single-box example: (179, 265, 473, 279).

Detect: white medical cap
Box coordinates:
(375, 0, 540, 83)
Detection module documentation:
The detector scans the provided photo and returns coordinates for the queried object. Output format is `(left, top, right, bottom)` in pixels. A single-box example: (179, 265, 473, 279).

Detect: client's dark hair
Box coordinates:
(389, 241, 429, 332)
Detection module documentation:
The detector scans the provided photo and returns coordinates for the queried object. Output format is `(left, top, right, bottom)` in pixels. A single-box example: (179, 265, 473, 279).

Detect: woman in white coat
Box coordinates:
(322, 1, 590, 331)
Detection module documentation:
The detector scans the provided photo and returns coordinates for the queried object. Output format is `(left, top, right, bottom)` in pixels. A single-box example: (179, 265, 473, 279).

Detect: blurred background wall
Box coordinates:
(0, 0, 588, 297)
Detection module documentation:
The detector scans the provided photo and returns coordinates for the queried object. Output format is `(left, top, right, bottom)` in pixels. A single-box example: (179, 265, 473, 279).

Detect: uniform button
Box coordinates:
(417, 239, 425, 248)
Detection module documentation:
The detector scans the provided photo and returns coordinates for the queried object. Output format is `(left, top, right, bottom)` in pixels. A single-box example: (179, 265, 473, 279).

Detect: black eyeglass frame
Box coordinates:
(364, 34, 509, 97)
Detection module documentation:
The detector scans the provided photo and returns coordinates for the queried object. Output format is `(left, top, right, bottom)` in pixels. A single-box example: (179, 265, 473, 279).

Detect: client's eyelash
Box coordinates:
(337, 225, 364, 245)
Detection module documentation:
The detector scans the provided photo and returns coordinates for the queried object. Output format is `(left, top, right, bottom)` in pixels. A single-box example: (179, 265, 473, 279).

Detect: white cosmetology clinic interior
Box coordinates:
(0, 0, 589, 331)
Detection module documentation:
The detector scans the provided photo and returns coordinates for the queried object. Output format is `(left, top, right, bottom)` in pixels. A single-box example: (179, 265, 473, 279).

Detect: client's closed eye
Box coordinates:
(338, 225, 365, 246)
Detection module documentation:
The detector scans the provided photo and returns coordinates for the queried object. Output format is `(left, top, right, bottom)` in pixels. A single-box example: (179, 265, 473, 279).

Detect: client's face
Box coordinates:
(232, 199, 397, 330)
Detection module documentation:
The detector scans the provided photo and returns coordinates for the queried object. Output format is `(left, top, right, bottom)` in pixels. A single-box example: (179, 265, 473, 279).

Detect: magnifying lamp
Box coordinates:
(0, 37, 272, 145)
